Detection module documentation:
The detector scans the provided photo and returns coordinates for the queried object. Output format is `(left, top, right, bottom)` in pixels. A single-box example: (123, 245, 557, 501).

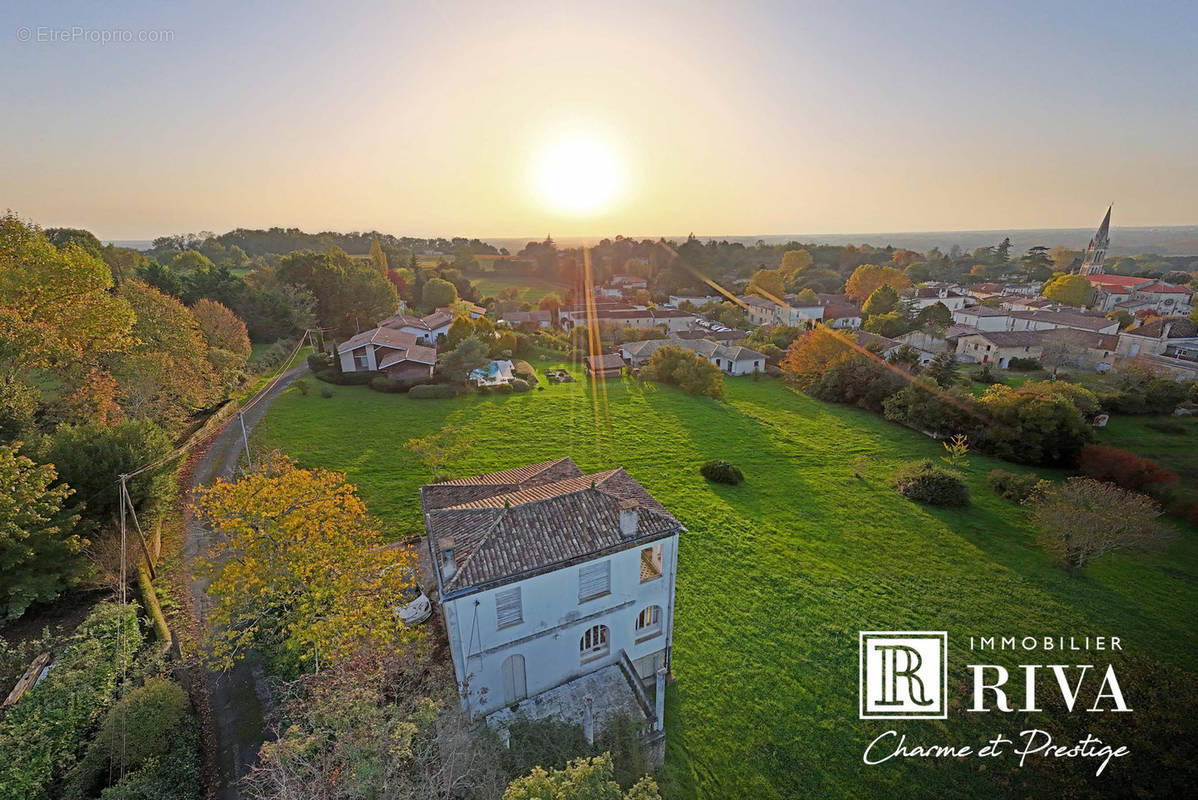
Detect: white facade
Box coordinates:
(440, 533, 679, 721)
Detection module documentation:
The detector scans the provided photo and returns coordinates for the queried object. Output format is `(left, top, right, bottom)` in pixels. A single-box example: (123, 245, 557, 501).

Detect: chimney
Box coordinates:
(439, 537, 457, 581)
(619, 499, 639, 538)
(1162, 322, 1173, 340)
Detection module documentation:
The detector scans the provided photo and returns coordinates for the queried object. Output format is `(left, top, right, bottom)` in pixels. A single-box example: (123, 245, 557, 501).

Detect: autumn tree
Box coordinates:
(1029, 478, 1170, 568)
(504, 754, 661, 800)
(861, 284, 900, 317)
(748, 268, 785, 299)
(0, 444, 85, 621)
(194, 453, 422, 670)
(778, 327, 857, 389)
(192, 298, 252, 391)
(111, 280, 219, 430)
(779, 249, 813, 276)
(1041, 273, 1094, 307)
(844, 264, 910, 304)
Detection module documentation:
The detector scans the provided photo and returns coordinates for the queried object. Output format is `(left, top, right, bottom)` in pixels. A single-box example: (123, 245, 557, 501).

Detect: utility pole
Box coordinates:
(238, 410, 252, 472)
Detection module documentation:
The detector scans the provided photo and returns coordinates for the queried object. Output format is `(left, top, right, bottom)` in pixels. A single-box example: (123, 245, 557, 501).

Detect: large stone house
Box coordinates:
(336, 327, 436, 379)
(955, 330, 1043, 367)
(739, 295, 824, 329)
(422, 459, 681, 752)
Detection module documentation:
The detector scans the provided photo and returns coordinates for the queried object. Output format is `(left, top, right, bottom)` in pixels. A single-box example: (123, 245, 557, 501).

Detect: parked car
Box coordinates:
(390, 567, 432, 625)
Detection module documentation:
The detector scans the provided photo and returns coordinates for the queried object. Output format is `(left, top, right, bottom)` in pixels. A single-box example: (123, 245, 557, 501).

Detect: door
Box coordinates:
(501, 654, 527, 705)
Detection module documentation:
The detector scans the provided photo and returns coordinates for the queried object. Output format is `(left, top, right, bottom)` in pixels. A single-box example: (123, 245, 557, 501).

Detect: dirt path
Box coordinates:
(183, 364, 306, 800)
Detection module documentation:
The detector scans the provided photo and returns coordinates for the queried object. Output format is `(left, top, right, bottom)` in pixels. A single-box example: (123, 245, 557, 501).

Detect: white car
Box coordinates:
(391, 568, 433, 625)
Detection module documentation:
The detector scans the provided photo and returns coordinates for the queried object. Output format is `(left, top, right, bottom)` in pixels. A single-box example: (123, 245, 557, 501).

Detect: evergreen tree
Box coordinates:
(925, 351, 959, 388)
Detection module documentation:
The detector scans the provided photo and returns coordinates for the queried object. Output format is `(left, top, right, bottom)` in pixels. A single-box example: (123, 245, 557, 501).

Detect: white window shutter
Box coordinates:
(578, 560, 610, 601)
(496, 587, 522, 628)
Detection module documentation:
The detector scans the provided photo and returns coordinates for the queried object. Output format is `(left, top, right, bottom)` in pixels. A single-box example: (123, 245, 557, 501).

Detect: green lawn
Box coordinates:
(472, 275, 569, 304)
(255, 365, 1196, 799)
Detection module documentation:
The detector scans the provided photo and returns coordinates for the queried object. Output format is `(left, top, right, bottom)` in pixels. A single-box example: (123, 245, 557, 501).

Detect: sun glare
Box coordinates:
(534, 133, 624, 217)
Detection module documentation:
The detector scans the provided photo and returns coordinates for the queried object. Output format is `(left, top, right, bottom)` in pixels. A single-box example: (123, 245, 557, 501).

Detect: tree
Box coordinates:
(193, 453, 422, 670)
(914, 301, 953, 331)
(439, 336, 491, 383)
(0, 444, 84, 621)
(748, 268, 785, 299)
(168, 250, 214, 275)
(45, 227, 103, 258)
(504, 754, 660, 800)
(1041, 273, 1095, 307)
(111, 281, 219, 430)
(940, 433, 970, 470)
(0, 214, 134, 375)
(995, 237, 1012, 266)
(191, 298, 252, 382)
(406, 425, 469, 481)
(369, 237, 388, 275)
(1049, 245, 1077, 271)
(48, 419, 177, 532)
(446, 315, 476, 349)
(779, 249, 813, 276)
(861, 284, 900, 317)
(276, 249, 397, 337)
(977, 383, 1094, 466)
(779, 327, 857, 388)
(844, 264, 910, 303)
(1020, 246, 1053, 280)
(924, 350, 959, 388)
(793, 288, 818, 305)
(422, 277, 458, 310)
(643, 346, 725, 399)
(1029, 478, 1169, 568)
(862, 311, 908, 338)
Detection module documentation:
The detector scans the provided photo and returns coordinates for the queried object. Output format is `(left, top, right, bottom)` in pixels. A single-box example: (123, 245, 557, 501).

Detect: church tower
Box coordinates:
(1079, 205, 1111, 275)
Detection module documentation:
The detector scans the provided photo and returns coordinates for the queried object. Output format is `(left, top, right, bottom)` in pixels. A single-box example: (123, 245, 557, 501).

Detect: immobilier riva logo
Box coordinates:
(858, 631, 1132, 776)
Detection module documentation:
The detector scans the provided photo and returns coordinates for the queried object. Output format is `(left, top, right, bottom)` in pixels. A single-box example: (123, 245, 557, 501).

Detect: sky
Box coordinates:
(2, 0, 1196, 240)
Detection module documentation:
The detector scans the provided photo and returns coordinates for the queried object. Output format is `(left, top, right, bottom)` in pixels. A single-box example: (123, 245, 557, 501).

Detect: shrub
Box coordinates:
(510, 378, 530, 393)
(988, 469, 1048, 503)
(812, 359, 906, 413)
(306, 353, 332, 372)
(978, 383, 1093, 466)
(700, 460, 744, 485)
(512, 360, 538, 385)
(315, 368, 377, 386)
(294, 378, 309, 396)
(320, 386, 334, 399)
(1007, 357, 1041, 371)
(1145, 420, 1187, 435)
(1077, 445, 1179, 493)
(643, 346, 725, 399)
(370, 376, 406, 393)
(894, 459, 969, 506)
(408, 383, 460, 399)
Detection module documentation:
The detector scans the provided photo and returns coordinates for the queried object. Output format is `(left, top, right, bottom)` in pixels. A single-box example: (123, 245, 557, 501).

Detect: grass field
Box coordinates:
(1096, 413, 1198, 504)
(255, 364, 1196, 799)
(471, 274, 569, 303)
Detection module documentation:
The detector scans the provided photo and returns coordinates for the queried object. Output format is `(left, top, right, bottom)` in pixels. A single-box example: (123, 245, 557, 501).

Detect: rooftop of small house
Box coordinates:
(421, 458, 682, 597)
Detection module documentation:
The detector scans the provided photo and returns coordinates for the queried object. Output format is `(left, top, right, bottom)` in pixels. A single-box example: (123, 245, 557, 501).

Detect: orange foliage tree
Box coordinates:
(193, 453, 422, 670)
(779, 327, 858, 388)
(844, 264, 911, 304)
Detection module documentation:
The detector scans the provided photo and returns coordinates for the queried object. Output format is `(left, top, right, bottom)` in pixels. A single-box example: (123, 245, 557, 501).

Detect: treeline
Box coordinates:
(146, 228, 500, 261)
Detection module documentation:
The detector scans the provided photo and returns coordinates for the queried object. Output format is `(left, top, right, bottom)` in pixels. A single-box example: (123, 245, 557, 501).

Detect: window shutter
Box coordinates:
(495, 587, 522, 628)
(578, 560, 610, 601)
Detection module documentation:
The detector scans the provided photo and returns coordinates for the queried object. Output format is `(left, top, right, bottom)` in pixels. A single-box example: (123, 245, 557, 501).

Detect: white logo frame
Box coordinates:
(859, 631, 947, 720)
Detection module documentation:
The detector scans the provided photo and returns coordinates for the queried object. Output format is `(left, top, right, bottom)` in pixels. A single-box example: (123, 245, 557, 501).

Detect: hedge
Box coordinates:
(700, 460, 744, 485)
(369, 376, 431, 394)
(316, 369, 378, 386)
(988, 469, 1048, 504)
(408, 383, 460, 399)
(0, 602, 142, 799)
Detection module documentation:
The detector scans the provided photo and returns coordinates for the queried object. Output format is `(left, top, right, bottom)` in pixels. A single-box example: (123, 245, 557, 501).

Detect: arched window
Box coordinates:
(579, 624, 610, 663)
(635, 605, 662, 639)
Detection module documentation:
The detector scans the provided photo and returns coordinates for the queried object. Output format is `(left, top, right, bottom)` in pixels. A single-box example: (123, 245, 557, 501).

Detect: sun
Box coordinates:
(534, 133, 625, 217)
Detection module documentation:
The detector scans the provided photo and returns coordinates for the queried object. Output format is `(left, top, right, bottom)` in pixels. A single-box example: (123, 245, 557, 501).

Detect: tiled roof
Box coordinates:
(421, 459, 681, 595)
(586, 353, 626, 369)
(378, 344, 437, 367)
(855, 331, 902, 351)
(501, 310, 552, 323)
(337, 326, 422, 354)
(966, 330, 1043, 347)
(1010, 310, 1115, 331)
(1085, 274, 1149, 288)
(956, 306, 1009, 317)
(1136, 282, 1191, 294)
(1125, 317, 1198, 340)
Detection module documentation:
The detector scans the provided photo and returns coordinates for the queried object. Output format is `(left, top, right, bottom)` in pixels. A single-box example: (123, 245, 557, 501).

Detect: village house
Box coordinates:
(336, 327, 437, 379)
(439, 302, 487, 320)
(897, 324, 978, 363)
(499, 310, 553, 328)
(951, 305, 1011, 331)
(956, 330, 1043, 367)
(909, 287, 968, 311)
(674, 328, 749, 344)
(380, 309, 455, 344)
(619, 337, 767, 376)
(667, 294, 724, 308)
(739, 295, 824, 329)
(1116, 317, 1198, 360)
(854, 331, 904, 358)
(421, 459, 681, 758)
(817, 293, 863, 330)
(1007, 309, 1120, 336)
(1038, 328, 1120, 369)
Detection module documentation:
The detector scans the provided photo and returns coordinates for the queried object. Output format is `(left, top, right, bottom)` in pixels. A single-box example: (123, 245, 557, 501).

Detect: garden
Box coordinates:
(255, 360, 1197, 799)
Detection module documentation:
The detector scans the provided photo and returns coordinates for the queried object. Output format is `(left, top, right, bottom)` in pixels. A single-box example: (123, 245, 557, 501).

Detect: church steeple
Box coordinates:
(1079, 205, 1111, 276)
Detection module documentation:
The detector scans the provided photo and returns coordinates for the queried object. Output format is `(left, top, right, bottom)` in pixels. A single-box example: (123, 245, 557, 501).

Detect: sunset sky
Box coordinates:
(3, 0, 1196, 239)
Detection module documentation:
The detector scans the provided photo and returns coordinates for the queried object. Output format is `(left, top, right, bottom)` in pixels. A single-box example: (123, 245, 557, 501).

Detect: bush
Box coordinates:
(294, 378, 309, 396)
(1077, 445, 1179, 493)
(700, 460, 744, 485)
(894, 460, 969, 506)
(643, 346, 725, 399)
(978, 383, 1094, 466)
(1145, 420, 1188, 435)
(320, 386, 334, 399)
(306, 353, 332, 372)
(1029, 477, 1169, 568)
(510, 378, 530, 393)
(512, 360, 538, 385)
(812, 359, 906, 413)
(1007, 357, 1042, 371)
(409, 383, 460, 399)
(988, 469, 1048, 504)
(370, 376, 405, 393)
